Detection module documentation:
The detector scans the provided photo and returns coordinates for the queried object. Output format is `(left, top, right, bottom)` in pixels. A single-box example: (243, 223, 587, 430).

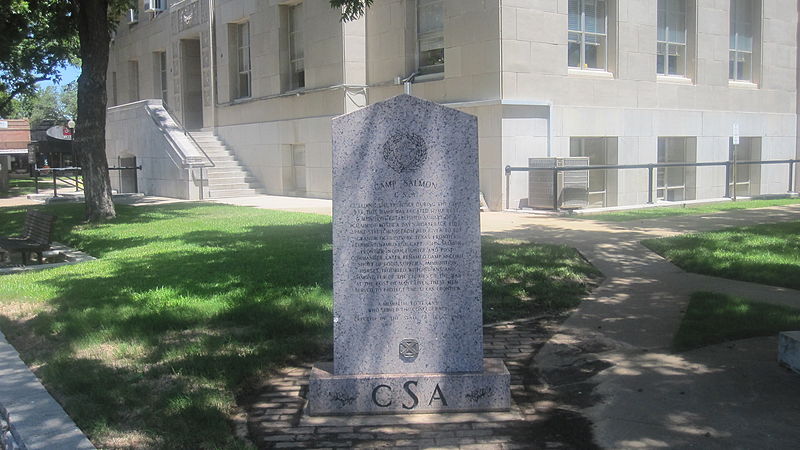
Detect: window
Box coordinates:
(288, 4, 305, 90)
(729, 0, 759, 82)
(729, 137, 761, 196)
(128, 60, 139, 102)
(235, 22, 251, 98)
(417, 0, 444, 75)
(657, 137, 696, 201)
(570, 137, 617, 207)
(568, 0, 608, 70)
(111, 72, 118, 106)
(129, 7, 139, 24)
(657, 0, 687, 76)
(291, 144, 306, 194)
(154, 51, 168, 104)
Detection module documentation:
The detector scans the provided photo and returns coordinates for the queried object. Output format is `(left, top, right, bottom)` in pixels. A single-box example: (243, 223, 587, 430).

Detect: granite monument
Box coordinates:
(308, 94, 510, 415)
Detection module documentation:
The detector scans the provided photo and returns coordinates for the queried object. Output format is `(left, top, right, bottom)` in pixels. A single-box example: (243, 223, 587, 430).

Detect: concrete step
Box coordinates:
(206, 170, 250, 178)
(193, 138, 224, 146)
(198, 146, 228, 154)
(207, 188, 263, 198)
(204, 155, 237, 163)
(207, 176, 257, 184)
(188, 131, 265, 198)
(212, 160, 244, 169)
(207, 182, 255, 191)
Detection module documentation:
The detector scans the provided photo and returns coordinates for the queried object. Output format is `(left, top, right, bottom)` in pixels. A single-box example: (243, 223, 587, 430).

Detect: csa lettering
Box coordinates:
(371, 382, 447, 410)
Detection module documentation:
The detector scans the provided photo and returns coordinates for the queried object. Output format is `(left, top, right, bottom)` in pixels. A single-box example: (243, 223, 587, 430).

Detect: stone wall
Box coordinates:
(106, 100, 206, 200)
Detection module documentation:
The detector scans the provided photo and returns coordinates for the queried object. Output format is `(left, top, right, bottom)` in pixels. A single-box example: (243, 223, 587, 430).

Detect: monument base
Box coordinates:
(307, 358, 510, 416)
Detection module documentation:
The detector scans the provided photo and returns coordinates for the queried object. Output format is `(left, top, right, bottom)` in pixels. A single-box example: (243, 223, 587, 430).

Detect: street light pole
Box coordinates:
(67, 119, 78, 191)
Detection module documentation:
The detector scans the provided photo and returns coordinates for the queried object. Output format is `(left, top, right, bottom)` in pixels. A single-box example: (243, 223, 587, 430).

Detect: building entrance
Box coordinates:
(180, 39, 204, 130)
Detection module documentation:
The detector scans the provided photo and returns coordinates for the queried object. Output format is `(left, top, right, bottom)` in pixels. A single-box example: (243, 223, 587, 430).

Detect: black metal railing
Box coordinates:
(505, 159, 799, 211)
(34, 166, 83, 196)
(34, 166, 142, 197)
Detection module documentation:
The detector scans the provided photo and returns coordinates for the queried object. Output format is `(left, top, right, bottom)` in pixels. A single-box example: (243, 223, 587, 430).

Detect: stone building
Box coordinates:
(106, 0, 798, 209)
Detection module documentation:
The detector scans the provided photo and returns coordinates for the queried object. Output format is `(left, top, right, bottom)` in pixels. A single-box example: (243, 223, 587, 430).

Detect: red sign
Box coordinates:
(46, 126, 73, 141)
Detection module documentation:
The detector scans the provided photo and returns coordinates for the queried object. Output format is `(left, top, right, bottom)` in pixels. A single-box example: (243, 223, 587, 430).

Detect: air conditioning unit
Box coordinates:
(129, 8, 139, 23)
(144, 0, 166, 13)
(528, 157, 590, 209)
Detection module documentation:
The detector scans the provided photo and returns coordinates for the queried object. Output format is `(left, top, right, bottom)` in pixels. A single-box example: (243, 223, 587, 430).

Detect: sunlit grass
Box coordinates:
(482, 238, 601, 322)
(674, 292, 800, 351)
(643, 221, 800, 289)
(0, 203, 599, 448)
(576, 198, 800, 222)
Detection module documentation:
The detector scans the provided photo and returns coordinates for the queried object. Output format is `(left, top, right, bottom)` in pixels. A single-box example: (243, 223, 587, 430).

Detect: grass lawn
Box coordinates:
(674, 292, 800, 352)
(0, 203, 599, 449)
(0, 177, 37, 198)
(576, 198, 800, 222)
(643, 221, 800, 290)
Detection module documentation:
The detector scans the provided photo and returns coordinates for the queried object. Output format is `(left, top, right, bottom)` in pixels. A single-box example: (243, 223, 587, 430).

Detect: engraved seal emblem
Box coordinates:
(382, 132, 428, 174)
(399, 339, 420, 361)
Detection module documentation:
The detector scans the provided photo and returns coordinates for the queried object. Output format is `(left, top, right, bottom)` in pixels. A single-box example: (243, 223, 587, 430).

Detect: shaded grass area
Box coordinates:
(576, 198, 800, 222)
(674, 292, 800, 352)
(0, 203, 599, 449)
(0, 177, 37, 198)
(643, 221, 800, 290)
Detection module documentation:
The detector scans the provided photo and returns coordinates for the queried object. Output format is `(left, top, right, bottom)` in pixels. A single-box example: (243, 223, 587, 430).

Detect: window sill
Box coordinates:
(231, 96, 253, 104)
(657, 75, 693, 85)
(728, 80, 759, 89)
(413, 72, 444, 83)
(567, 68, 614, 79)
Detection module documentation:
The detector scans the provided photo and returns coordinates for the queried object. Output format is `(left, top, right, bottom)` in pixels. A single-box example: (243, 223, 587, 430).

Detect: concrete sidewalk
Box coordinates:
(0, 329, 95, 449)
(481, 204, 800, 449)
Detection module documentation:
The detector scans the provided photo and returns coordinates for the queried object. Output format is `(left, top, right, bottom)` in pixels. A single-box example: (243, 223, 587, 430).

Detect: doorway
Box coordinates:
(180, 39, 204, 130)
(119, 156, 138, 193)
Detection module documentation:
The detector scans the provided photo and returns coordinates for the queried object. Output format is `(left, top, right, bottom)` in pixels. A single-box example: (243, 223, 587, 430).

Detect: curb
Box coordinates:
(0, 329, 94, 449)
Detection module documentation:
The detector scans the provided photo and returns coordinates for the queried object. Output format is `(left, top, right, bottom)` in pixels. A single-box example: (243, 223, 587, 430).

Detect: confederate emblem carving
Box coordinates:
(399, 339, 420, 361)
(382, 132, 428, 174)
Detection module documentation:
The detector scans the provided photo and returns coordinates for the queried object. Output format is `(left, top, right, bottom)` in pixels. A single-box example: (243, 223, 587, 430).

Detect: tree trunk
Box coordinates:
(75, 0, 116, 221)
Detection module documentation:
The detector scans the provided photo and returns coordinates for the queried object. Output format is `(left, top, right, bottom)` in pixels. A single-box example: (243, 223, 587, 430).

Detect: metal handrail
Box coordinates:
(161, 102, 216, 168)
(505, 159, 800, 210)
(144, 104, 214, 168)
(145, 102, 217, 200)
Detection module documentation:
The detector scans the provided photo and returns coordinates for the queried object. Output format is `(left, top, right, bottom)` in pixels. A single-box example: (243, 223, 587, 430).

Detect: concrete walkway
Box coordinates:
(481, 204, 800, 449)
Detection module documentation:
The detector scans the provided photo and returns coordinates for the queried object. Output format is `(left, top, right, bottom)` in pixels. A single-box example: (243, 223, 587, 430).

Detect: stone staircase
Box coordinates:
(188, 131, 264, 198)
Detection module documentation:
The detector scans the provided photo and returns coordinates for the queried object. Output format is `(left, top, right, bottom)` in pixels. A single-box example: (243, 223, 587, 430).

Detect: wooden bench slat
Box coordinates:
(0, 210, 57, 265)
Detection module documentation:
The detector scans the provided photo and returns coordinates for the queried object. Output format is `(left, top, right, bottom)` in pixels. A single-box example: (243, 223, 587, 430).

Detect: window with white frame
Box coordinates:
(111, 72, 118, 106)
(729, 0, 759, 82)
(235, 22, 251, 98)
(570, 137, 616, 207)
(417, 0, 444, 75)
(568, 0, 608, 70)
(291, 144, 306, 194)
(289, 4, 305, 90)
(154, 51, 168, 104)
(657, 0, 687, 76)
(128, 60, 140, 102)
(657, 137, 696, 201)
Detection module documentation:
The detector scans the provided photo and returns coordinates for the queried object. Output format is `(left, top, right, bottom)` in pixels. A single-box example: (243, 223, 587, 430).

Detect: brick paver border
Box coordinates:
(242, 316, 598, 449)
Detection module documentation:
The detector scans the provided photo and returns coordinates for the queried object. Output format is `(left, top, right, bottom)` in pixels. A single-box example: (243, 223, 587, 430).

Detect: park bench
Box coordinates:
(0, 210, 56, 265)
